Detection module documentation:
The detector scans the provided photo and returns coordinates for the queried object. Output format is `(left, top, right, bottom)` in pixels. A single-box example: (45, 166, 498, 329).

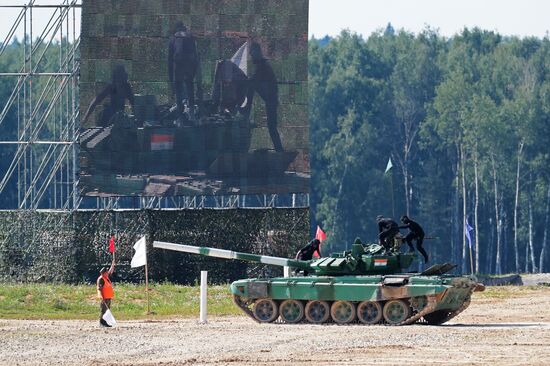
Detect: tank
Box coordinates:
(153, 240, 485, 325)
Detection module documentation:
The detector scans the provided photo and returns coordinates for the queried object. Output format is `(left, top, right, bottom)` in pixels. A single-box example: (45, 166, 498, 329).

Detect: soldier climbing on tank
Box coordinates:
(376, 215, 399, 250)
(295, 238, 322, 261)
(294, 238, 321, 275)
(168, 21, 199, 121)
(240, 42, 284, 152)
(400, 215, 429, 263)
(82, 65, 135, 127)
(212, 59, 249, 116)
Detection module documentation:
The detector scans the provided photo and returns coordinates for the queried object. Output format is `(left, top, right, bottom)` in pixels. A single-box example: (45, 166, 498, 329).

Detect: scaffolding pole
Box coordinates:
(0, 0, 82, 210)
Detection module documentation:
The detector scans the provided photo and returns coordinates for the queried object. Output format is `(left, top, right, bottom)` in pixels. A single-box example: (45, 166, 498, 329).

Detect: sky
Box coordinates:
(0, 0, 549, 43)
(309, 0, 550, 39)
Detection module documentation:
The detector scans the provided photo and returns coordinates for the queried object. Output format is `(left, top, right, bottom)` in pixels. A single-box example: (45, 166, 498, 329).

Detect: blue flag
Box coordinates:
(465, 219, 474, 248)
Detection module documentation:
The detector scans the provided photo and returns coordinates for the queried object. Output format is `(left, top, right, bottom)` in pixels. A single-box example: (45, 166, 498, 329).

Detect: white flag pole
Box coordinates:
(130, 236, 150, 313)
(145, 241, 150, 314)
(199, 271, 208, 323)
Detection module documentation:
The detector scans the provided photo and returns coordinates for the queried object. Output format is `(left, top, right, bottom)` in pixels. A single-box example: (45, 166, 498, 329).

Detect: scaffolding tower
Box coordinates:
(0, 0, 81, 210)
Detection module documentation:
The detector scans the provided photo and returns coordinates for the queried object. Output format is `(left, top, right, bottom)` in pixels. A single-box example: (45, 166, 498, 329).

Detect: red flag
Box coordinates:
(313, 226, 326, 258)
(108, 235, 116, 253)
(315, 226, 326, 242)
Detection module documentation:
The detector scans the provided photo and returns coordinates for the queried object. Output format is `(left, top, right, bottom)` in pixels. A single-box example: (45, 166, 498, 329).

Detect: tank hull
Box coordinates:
(230, 274, 478, 325)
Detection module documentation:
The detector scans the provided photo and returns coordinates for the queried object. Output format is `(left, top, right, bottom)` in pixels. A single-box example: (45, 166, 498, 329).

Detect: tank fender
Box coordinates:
(383, 277, 409, 286)
(247, 281, 269, 298)
(379, 276, 410, 300)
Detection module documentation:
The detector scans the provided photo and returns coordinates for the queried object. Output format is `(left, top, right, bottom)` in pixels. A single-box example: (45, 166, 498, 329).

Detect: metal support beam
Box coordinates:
(0, 0, 81, 210)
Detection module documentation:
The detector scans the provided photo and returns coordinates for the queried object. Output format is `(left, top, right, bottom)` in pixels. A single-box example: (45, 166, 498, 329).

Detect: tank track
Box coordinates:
(233, 295, 260, 323)
(424, 296, 472, 325)
(397, 295, 438, 325)
(234, 294, 443, 326)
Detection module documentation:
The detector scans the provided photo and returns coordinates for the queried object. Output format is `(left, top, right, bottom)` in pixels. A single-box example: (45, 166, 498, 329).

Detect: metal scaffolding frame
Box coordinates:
(0, 0, 81, 210)
(0, 0, 309, 212)
(88, 193, 310, 210)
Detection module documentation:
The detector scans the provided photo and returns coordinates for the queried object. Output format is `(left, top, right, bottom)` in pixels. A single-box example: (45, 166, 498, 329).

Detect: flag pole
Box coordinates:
(390, 171, 395, 218)
(385, 157, 395, 218)
(469, 243, 474, 274)
(145, 244, 150, 314)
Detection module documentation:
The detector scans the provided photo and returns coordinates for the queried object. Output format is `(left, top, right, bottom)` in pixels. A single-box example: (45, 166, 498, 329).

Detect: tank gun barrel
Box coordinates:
(153, 241, 310, 269)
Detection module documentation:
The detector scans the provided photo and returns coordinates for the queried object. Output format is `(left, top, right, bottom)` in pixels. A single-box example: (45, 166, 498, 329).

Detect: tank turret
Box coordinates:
(152, 240, 415, 276)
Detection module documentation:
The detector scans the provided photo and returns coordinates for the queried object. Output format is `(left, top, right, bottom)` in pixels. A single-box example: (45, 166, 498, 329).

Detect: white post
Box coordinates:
(199, 270, 208, 323)
(283, 266, 291, 278)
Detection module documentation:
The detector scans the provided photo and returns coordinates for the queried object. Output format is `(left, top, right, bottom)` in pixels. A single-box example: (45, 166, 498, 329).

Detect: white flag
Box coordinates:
(131, 236, 147, 268)
(102, 308, 116, 326)
(384, 157, 393, 174)
(231, 41, 249, 76)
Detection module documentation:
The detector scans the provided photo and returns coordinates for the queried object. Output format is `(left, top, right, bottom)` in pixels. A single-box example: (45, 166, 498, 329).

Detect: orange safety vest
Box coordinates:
(97, 274, 114, 299)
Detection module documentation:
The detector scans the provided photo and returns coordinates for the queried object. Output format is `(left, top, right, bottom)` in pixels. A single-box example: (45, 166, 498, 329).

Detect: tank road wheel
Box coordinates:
(383, 299, 412, 325)
(279, 300, 305, 323)
(253, 299, 279, 323)
(330, 301, 356, 324)
(357, 301, 383, 325)
(305, 300, 330, 324)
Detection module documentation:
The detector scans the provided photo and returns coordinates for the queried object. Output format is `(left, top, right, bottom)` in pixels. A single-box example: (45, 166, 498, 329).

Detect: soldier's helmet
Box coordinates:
(376, 215, 384, 222)
(175, 21, 187, 32)
(112, 64, 128, 84)
(400, 215, 410, 223)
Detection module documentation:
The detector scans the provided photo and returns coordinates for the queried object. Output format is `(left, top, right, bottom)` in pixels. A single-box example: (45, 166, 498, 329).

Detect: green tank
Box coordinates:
(153, 240, 484, 325)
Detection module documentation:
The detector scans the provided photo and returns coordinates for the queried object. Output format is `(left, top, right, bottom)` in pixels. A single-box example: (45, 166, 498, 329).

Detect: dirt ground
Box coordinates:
(2, 286, 550, 366)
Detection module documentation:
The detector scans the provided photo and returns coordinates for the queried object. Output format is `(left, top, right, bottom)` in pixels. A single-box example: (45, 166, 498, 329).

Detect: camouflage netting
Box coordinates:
(0, 208, 309, 284)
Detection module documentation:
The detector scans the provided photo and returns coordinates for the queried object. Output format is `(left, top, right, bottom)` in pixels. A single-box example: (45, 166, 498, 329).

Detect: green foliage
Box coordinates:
(311, 29, 550, 273)
(0, 208, 308, 283)
(0, 37, 77, 208)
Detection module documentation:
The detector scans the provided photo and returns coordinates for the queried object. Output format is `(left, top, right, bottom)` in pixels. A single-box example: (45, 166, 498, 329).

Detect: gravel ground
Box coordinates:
(520, 273, 550, 286)
(2, 287, 550, 366)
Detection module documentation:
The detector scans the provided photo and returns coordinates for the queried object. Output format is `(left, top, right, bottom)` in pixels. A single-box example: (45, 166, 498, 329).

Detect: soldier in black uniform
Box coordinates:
(294, 239, 321, 275)
(82, 65, 135, 127)
(241, 42, 283, 152)
(400, 215, 429, 263)
(295, 239, 321, 261)
(376, 215, 399, 249)
(168, 22, 199, 119)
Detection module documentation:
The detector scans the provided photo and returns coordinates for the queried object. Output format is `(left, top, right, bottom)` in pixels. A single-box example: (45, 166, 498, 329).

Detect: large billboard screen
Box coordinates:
(79, 0, 309, 196)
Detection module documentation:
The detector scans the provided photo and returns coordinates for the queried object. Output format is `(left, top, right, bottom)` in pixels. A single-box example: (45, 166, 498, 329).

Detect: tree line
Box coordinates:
(2, 29, 550, 274)
(310, 26, 550, 274)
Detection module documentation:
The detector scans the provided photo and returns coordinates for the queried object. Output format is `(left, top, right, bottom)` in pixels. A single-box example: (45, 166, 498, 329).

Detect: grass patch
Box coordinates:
(0, 283, 241, 320)
(476, 285, 549, 299)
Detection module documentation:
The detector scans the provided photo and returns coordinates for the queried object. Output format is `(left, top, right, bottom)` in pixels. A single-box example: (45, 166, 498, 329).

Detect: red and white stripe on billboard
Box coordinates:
(151, 134, 174, 151)
(374, 258, 388, 267)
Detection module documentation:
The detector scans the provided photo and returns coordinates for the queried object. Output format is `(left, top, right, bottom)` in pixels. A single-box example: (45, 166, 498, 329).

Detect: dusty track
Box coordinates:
(2, 287, 550, 366)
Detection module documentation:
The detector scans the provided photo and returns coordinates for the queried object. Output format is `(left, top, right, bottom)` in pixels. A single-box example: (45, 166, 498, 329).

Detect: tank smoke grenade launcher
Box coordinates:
(153, 241, 484, 325)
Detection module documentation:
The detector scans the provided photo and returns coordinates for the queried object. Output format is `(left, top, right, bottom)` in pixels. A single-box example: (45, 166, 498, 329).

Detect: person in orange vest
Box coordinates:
(97, 252, 115, 327)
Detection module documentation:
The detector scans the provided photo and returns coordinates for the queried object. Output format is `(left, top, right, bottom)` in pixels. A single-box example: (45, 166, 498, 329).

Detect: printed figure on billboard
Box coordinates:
(212, 59, 248, 116)
(167, 21, 200, 122)
(241, 42, 283, 152)
(82, 65, 135, 127)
